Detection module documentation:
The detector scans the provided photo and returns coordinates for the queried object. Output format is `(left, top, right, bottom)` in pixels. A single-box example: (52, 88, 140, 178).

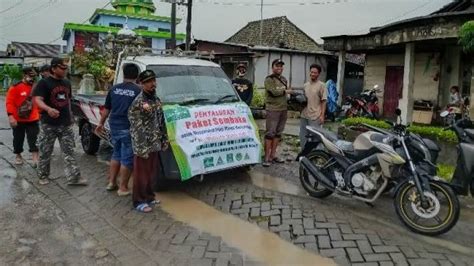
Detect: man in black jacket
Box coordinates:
(232, 63, 253, 105)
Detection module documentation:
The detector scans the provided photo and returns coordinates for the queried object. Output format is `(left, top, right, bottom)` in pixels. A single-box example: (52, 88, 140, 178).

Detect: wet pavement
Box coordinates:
(1, 96, 474, 265)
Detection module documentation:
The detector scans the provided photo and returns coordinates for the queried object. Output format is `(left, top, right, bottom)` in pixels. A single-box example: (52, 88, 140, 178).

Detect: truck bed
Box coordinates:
(74, 94, 107, 106)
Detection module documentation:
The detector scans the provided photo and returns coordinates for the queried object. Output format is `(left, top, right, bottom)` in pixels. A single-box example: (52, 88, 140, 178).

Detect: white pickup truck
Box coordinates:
(72, 53, 262, 186)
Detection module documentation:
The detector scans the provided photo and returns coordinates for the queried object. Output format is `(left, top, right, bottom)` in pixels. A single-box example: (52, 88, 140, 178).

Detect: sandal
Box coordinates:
(39, 179, 50, 185)
(262, 161, 271, 167)
(149, 199, 160, 206)
(272, 157, 285, 164)
(135, 203, 152, 213)
(106, 183, 118, 191)
(117, 190, 131, 197)
(67, 177, 88, 186)
(14, 157, 24, 165)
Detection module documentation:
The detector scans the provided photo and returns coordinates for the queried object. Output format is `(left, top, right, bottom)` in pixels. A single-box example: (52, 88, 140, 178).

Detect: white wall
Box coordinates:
(251, 51, 328, 90)
(253, 53, 269, 88)
(364, 52, 441, 113)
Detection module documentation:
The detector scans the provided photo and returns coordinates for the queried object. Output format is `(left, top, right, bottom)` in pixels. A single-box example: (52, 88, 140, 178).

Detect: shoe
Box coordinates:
(262, 161, 271, 167)
(67, 177, 88, 186)
(39, 179, 50, 185)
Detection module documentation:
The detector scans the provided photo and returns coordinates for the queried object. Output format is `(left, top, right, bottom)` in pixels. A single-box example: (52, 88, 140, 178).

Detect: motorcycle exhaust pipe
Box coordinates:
(300, 157, 335, 190)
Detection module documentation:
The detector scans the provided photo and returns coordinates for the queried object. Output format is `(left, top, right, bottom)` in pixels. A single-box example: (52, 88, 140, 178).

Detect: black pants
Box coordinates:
(12, 121, 40, 154)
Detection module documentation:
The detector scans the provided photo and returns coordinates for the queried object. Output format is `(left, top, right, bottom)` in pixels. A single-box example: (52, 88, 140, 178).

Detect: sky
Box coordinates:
(0, 0, 453, 50)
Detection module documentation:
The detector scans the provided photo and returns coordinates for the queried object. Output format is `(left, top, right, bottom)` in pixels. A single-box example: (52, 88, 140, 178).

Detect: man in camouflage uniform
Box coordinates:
(263, 59, 293, 167)
(128, 70, 168, 213)
(33, 58, 87, 186)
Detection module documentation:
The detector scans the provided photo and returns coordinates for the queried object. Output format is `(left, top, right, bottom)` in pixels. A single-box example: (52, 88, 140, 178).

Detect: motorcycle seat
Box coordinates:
(306, 126, 339, 142)
(465, 129, 474, 140)
(335, 140, 354, 152)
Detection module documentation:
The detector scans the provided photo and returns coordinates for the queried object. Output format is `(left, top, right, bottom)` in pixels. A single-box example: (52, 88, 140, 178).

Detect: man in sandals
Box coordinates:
(96, 64, 140, 196)
(33, 58, 87, 186)
(263, 59, 292, 167)
(128, 70, 168, 213)
(5, 67, 40, 166)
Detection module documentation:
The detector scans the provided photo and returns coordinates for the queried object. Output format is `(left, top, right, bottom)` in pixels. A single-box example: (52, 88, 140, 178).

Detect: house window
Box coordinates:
(158, 28, 171, 33)
(109, 23, 123, 28)
(137, 26, 148, 30)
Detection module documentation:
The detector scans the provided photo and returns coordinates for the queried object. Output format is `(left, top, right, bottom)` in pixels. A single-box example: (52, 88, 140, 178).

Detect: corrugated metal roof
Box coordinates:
(7, 42, 61, 57)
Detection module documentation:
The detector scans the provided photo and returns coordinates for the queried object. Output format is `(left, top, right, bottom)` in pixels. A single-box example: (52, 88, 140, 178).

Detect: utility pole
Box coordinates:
(185, 0, 193, 50)
(259, 0, 263, 45)
(170, 0, 177, 49)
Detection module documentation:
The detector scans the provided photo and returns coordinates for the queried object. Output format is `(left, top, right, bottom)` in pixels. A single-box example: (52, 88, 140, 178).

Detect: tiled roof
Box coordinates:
(7, 42, 61, 57)
(225, 16, 321, 52)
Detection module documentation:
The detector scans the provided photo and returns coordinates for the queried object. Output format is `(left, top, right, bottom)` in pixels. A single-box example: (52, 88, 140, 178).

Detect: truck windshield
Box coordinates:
(147, 65, 239, 105)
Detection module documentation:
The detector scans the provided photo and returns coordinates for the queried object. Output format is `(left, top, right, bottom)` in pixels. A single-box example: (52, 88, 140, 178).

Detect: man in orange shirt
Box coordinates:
(5, 67, 40, 166)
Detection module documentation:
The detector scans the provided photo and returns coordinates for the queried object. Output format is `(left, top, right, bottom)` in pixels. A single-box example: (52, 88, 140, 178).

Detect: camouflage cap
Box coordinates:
(138, 70, 156, 83)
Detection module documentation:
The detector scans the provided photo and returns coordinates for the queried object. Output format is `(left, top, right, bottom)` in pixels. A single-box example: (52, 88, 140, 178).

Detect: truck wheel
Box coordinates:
(81, 123, 100, 155)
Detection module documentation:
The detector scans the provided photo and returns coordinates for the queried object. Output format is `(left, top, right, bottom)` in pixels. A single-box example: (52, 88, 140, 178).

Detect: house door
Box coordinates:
(383, 66, 404, 117)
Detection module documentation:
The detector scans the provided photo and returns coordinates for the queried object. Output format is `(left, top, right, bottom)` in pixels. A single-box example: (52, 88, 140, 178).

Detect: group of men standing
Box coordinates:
(6, 56, 325, 212)
(6, 58, 167, 213)
(231, 59, 327, 167)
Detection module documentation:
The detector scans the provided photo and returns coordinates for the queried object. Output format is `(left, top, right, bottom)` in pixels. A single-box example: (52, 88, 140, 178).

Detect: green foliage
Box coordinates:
(251, 88, 265, 108)
(342, 117, 392, 129)
(70, 48, 114, 90)
(0, 64, 23, 88)
(437, 164, 454, 181)
(459, 21, 474, 53)
(342, 117, 457, 143)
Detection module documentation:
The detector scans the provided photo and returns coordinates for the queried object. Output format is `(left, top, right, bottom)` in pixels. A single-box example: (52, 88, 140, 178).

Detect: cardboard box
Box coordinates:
(412, 110, 433, 124)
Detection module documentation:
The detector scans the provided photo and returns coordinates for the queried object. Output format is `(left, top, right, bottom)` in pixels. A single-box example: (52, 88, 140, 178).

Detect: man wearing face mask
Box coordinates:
(5, 67, 40, 166)
(128, 70, 169, 213)
(232, 63, 253, 105)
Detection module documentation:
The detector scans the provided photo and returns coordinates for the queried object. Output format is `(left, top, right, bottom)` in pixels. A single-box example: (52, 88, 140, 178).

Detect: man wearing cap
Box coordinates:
(128, 70, 168, 213)
(39, 64, 51, 80)
(263, 59, 292, 167)
(5, 67, 40, 166)
(33, 57, 87, 186)
(232, 63, 253, 105)
(96, 64, 141, 196)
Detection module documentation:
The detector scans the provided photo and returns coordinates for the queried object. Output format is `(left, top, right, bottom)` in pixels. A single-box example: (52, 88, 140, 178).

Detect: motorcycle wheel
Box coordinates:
(394, 181, 460, 236)
(299, 151, 333, 198)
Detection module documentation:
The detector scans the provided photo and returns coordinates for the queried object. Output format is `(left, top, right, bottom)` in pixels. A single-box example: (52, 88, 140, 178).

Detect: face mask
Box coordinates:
(25, 77, 34, 84)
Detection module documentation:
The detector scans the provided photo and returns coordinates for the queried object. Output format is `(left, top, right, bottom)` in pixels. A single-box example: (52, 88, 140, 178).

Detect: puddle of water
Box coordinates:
(157, 192, 335, 266)
(248, 171, 305, 196)
(0, 159, 17, 206)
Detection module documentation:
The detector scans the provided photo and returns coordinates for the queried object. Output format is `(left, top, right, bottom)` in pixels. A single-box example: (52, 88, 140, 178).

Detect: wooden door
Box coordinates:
(383, 66, 404, 117)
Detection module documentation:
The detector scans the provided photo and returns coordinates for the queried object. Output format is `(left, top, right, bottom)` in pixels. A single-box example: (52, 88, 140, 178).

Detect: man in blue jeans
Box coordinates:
(96, 64, 141, 196)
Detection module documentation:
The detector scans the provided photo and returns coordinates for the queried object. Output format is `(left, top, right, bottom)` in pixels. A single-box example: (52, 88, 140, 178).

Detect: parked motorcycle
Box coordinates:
(341, 85, 381, 119)
(298, 109, 460, 236)
(441, 109, 474, 196)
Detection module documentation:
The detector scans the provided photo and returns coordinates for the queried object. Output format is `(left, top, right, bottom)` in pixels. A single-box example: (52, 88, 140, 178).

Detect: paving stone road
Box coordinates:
(1, 96, 473, 265)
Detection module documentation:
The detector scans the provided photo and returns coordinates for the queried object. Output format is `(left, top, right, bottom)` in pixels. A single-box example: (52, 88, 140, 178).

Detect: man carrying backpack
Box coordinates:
(5, 67, 40, 166)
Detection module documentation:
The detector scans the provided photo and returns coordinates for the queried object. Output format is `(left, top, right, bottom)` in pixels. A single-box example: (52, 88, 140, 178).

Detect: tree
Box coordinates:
(0, 64, 22, 90)
(459, 20, 474, 54)
(70, 48, 114, 91)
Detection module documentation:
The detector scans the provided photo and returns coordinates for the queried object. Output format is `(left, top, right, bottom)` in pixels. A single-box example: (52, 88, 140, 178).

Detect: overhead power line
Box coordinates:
(346, 0, 437, 35)
(193, 0, 350, 6)
(0, 0, 24, 14)
(47, 0, 111, 45)
(0, 1, 54, 30)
